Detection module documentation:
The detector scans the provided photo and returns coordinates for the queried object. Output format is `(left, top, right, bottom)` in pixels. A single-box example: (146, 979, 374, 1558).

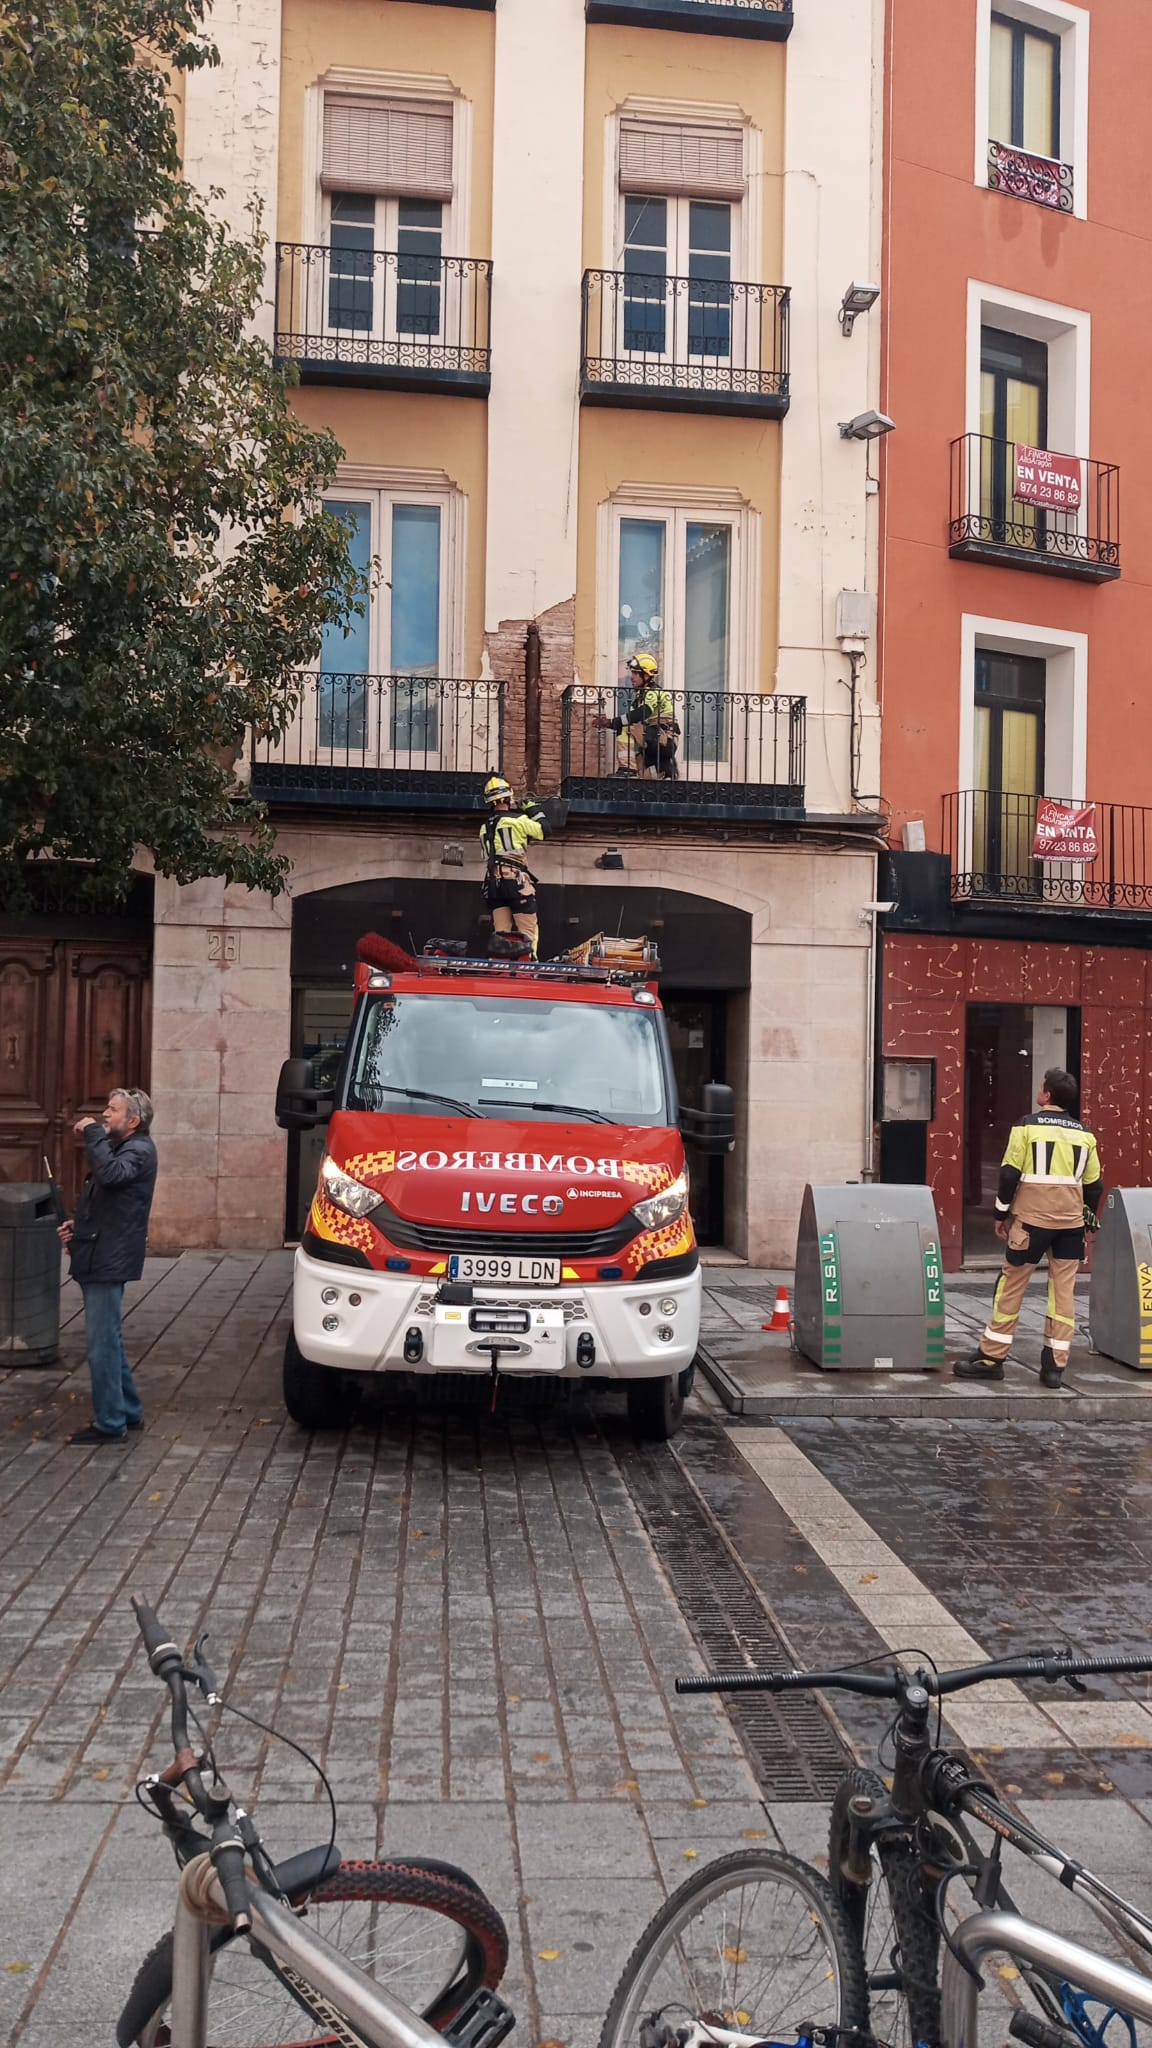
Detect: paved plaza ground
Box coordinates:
(5, 1253, 1152, 2047)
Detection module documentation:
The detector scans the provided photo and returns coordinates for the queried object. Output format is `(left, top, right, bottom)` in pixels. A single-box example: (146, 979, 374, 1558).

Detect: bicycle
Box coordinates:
(117, 1596, 517, 2048)
(597, 1648, 1152, 2048)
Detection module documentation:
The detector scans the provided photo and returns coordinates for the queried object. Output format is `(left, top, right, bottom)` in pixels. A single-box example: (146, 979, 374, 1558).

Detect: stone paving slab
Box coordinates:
(0, 1253, 784, 2048)
(699, 1270, 1152, 1418)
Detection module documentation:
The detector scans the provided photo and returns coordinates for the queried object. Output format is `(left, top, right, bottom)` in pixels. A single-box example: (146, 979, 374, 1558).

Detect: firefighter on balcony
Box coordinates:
(596, 653, 680, 780)
(479, 775, 550, 959)
(954, 1068, 1103, 1389)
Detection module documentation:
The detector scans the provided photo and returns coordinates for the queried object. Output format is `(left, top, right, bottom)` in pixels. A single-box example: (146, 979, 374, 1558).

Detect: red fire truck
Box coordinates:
(275, 936, 734, 1439)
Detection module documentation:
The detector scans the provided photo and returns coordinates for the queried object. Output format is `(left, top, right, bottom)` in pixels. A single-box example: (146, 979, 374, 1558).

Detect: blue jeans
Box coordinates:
(80, 1282, 143, 1435)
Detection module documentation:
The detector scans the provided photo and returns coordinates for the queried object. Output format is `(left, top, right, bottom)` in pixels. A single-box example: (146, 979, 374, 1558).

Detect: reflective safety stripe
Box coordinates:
(1020, 1173, 1080, 1185)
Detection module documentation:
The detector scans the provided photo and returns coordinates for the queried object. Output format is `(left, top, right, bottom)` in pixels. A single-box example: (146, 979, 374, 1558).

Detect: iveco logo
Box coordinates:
(460, 1191, 565, 1215)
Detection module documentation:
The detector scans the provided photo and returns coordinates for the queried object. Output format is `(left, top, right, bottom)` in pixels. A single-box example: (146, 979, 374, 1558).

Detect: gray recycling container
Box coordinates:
(0, 1183, 62, 1366)
(794, 1183, 946, 1372)
(1088, 1187, 1152, 1371)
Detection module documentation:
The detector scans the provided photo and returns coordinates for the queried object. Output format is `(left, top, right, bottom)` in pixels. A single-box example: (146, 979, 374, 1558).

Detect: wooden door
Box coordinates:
(0, 934, 151, 1208)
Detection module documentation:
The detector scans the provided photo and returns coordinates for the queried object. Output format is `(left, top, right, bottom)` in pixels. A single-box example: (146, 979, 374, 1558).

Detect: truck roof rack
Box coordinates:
(406, 951, 661, 987)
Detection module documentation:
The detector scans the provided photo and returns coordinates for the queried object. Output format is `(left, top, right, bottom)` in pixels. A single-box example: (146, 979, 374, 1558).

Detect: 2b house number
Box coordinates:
(207, 931, 241, 964)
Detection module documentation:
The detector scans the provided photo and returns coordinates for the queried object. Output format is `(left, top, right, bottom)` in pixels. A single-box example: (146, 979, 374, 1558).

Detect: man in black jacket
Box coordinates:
(58, 1088, 158, 1445)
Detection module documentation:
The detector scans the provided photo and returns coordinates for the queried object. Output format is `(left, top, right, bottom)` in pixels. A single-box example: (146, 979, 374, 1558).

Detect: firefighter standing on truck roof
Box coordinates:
(479, 776, 550, 958)
(596, 653, 679, 780)
(954, 1067, 1103, 1389)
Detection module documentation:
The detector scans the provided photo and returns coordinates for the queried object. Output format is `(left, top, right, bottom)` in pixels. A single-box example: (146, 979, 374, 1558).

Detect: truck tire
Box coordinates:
(626, 1369, 687, 1440)
(282, 1331, 362, 1431)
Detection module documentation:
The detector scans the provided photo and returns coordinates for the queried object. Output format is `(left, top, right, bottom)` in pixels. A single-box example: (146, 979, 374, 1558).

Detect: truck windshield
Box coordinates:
(346, 994, 671, 1125)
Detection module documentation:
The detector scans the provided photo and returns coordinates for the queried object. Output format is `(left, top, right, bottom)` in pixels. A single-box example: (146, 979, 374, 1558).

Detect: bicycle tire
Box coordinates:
(117, 1858, 509, 2048)
(829, 1767, 942, 2048)
(597, 1848, 868, 2048)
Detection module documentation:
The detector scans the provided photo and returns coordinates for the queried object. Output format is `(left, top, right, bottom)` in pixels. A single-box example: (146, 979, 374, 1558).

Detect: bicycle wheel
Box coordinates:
(829, 1767, 942, 2048)
(118, 1858, 510, 2048)
(598, 1849, 868, 2048)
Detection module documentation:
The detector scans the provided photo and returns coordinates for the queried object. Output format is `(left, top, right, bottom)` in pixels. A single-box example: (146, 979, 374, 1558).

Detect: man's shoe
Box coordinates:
(1039, 1346, 1065, 1390)
(67, 1423, 128, 1445)
(126, 1417, 144, 1432)
(952, 1354, 1005, 1382)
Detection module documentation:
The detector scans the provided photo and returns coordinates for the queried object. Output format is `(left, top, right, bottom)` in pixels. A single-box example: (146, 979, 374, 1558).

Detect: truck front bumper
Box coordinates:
(293, 1247, 700, 1381)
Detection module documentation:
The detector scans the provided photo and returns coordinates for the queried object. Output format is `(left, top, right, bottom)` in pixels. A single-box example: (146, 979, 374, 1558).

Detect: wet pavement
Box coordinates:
(699, 1266, 1152, 1417)
(5, 1253, 1152, 2043)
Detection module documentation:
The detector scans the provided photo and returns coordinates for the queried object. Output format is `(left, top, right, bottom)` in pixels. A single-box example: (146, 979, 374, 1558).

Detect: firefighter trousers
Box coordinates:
(981, 1218, 1084, 1366)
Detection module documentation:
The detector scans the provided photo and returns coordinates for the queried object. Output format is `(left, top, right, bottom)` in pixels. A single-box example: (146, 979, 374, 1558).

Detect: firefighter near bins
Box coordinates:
(596, 653, 680, 780)
(955, 1068, 1103, 1389)
(479, 776, 551, 958)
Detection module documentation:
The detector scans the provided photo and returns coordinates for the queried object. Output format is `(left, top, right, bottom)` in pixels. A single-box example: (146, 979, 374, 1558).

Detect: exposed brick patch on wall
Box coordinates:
(484, 596, 575, 795)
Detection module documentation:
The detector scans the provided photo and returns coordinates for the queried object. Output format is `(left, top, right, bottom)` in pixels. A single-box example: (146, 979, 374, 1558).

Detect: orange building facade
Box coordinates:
(876, 0, 1152, 1265)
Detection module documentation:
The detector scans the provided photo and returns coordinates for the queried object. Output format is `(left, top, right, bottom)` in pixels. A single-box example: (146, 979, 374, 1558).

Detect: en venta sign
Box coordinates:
(1032, 798, 1099, 863)
(1014, 445, 1082, 510)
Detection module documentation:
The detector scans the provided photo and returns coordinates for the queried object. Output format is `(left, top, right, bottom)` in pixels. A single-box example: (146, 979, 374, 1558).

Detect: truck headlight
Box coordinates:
(320, 1154, 383, 1220)
(631, 1172, 689, 1232)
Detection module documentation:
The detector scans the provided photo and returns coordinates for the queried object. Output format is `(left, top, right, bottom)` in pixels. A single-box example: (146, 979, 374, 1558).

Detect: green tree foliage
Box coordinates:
(0, 0, 364, 902)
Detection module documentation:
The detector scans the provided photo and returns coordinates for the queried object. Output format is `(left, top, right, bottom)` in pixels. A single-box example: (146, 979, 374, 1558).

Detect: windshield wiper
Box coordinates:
(369, 1084, 484, 1120)
(478, 1098, 618, 1126)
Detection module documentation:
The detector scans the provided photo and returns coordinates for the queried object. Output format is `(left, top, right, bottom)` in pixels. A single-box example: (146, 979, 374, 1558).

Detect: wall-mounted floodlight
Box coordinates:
(595, 848, 625, 871)
(839, 282, 880, 336)
(839, 410, 895, 441)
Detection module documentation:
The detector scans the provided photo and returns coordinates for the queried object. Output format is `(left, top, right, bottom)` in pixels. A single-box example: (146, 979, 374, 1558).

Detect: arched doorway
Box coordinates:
(287, 877, 752, 1244)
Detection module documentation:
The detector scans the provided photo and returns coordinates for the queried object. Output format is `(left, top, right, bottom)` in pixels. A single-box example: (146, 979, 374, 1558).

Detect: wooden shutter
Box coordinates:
(618, 123, 745, 200)
(322, 99, 454, 198)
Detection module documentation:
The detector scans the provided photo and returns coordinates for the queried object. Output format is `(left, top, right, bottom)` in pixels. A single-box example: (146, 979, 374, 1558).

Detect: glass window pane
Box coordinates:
(398, 198, 443, 230)
(618, 520, 665, 687)
(689, 202, 731, 254)
(390, 505, 441, 674)
(989, 20, 1014, 145)
(320, 501, 373, 751)
(683, 523, 731, 762)
(390, 505, 442, 756)
(331, 194, 375, 225)
(624, 196, 667, 248)
(1021, 31, 1058, 157)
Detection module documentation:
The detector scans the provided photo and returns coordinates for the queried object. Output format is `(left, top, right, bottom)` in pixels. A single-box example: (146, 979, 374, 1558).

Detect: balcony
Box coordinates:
(943, 791, 1152, 913)
(580, 270, 789, 419)
(987, 138, 1073, 214)
(274, 245, 492, 394)
(586, 0, 792, 37)
(250, 675, 505, 810)
(949, 433, 1119, 583)
(561, 686, 805, 822)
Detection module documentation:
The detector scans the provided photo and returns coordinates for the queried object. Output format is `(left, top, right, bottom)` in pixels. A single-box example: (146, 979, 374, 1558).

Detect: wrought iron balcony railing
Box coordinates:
(580, 270, 789, 418)
(944, 791, 1152, 912)
(274, 245, 492, 392)
(988, 138, 1073, 213)
(250, 675, 505, 809)
(561, 686, 805, 822)
(585, 0, 792, 37)
(949, 433, 1120, 582)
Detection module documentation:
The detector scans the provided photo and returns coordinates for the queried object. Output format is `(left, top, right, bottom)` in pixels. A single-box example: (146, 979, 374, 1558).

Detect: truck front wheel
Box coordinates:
(283, 1331, 362, 1431)
(626, 1366, 690, 1441)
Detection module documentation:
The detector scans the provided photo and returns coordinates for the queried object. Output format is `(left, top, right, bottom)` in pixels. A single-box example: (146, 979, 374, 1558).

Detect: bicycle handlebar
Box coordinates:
(675, 1648, 1152, 1700)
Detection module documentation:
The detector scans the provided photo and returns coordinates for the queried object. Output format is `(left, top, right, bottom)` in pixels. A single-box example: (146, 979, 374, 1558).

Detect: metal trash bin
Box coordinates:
(0, 1183, 62, 1366)
(1088, 1187, 1152, 1371)
(794, 1183, 946, 1371)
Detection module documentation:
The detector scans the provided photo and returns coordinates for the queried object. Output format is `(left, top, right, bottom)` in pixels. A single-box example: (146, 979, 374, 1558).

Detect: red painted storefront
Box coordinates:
(884, 932, 1146, 1268)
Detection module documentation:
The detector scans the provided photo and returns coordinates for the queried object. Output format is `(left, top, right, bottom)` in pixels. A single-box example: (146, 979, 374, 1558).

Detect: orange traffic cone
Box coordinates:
(763, 1286, 791, 1332)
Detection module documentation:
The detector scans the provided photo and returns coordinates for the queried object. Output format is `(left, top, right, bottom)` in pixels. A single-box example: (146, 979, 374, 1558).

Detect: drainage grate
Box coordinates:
(617, 1442, 851, 1800)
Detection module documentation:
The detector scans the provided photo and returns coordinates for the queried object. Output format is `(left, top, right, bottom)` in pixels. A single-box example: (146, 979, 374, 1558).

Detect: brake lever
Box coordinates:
(187, 1633, 222, 1705)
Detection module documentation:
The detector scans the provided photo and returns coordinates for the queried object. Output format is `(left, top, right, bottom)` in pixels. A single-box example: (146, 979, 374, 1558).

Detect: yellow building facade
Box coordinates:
(141, 0, 888, 1264)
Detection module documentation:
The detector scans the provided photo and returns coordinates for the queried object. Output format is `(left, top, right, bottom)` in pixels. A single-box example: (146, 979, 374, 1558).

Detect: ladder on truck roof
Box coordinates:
(410, 934, 661, 987)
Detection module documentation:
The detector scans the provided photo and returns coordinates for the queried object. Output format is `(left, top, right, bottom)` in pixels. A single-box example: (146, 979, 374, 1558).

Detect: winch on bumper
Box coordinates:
(292, 1244, 700, 1380)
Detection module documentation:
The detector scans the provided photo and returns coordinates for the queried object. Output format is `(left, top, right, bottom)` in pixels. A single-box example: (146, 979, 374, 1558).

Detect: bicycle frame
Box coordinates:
(169, 1855, 450, 2048)
(941, 1911, 1152, 2048)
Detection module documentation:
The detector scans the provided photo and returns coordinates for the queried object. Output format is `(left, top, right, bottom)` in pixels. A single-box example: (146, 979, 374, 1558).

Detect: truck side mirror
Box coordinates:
(275, 1057, 335, 1132)
(681, 1082, 736, 1157)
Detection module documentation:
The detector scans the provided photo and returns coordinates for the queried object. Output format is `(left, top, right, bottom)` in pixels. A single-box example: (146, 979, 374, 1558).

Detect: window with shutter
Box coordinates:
(322, 98, 454, 199)
(618, 123, 746, 201)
